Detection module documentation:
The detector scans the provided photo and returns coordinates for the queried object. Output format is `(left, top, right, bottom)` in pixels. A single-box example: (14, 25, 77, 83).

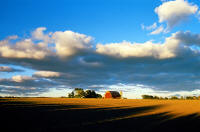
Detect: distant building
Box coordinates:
(104, 91, 122, 99)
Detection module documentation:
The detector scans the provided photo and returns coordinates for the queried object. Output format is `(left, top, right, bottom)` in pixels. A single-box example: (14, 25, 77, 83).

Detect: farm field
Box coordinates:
(1, 98, 200, 132)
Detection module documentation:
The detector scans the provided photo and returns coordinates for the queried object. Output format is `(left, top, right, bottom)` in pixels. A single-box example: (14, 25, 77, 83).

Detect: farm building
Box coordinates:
(104, 91, 122, 99)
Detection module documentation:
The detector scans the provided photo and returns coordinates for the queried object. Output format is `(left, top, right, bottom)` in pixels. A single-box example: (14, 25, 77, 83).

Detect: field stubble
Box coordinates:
(1, 98, 200, 132)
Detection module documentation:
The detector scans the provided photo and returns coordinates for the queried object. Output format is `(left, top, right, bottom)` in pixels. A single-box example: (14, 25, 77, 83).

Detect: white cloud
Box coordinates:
(0, 27, 94, 59)
(34, 71, 60, 78)
(7, 35, 18, 40)
(0, 39, 52, 59)
(12, 75, 35, 82)
(53, 30, 93, 57)
(1, 27, 200, 62)
(155, 0, 198, 29)
(0, 28, 55, 59)
(0, 66, 12, 72)
(160, 0, 168, 2)
(0, 35, 18, 46)
(31, 27, 52, 43)
(150, 25, 164, 35)
(96, 31, 200, 59)
(96, 39, 177, 59)
(197, 11, 200, 20)
(2, 28, 200, 96)
(141, 22, 157, 30)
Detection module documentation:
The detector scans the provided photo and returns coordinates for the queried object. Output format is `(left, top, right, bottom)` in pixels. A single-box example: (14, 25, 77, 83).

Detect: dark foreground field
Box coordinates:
(1, 98, 200, 132)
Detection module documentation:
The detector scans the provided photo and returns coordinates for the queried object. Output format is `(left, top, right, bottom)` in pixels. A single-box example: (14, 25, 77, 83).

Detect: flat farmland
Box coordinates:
(1, 98, 200, 132)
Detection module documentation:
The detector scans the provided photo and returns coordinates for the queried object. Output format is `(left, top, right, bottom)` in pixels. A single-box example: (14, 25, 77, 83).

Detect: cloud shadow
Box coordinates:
(1, 99, 200, 132)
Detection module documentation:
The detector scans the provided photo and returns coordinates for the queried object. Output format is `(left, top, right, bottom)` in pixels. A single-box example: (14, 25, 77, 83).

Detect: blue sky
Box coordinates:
(0, 0, 174, 42)
(1, 0, 200, 98)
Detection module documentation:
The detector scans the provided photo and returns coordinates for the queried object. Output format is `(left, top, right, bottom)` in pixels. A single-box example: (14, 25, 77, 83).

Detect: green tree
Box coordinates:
(159, 97, 164, 100)
(170, 96, 179, 100)
(85, 90, 102, 98)
(68, 88, 102, 98)
(74, 88, 85, 98)
(153, 96, 159, 99)
(193, 96, 198, 100)
(185, 96, 194, 100)
(68, 91, 74, 98)
(142, 95, 154, 99)
(96, 93, 102, 98)
(164, 97, 168, 100)
(85, 90, 96, 98)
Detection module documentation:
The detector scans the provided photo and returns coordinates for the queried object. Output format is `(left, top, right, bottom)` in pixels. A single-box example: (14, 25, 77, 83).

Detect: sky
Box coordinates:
(1, 0, 200, 98)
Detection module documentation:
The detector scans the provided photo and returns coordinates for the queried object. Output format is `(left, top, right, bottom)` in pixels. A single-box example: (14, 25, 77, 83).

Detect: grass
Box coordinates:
(1, 98, 200, 132)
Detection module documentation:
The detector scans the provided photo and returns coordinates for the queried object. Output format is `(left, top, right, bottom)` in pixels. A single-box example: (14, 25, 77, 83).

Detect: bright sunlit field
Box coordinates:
(2, 97, 200, 116)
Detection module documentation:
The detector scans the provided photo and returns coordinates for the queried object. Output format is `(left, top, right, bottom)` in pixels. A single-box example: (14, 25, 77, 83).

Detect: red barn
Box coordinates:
(104, 91, 121, 99)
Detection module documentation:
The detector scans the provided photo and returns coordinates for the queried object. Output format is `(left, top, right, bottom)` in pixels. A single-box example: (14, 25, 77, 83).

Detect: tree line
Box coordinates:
(68, 88, 102, 98)
(142, 95, 200, 100)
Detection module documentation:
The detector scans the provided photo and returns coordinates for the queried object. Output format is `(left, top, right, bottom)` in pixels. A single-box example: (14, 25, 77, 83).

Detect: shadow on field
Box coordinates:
(1, 100, 200, 132)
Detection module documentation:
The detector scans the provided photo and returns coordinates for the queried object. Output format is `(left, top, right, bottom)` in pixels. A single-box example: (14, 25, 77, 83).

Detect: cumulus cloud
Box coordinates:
(141, 22, 157, 30)
(0, 35, 18, 46)
(0, 66, 23, 72)
(31, 27, 52, 43)
(96, 41, 173, 59)
(0, 66, 12, 72)
(0, 76, 59, 96)
(0, 38, 52, 59)
(34, 71, 60, 78)
(0, 72, 62, 96)
(53, 30, 93, 57)
(173, 31, 200, 45)
(96, 39, 177, 59)
(0, 27, 94, 60)
(155, 0, 198, 29)
(11, 75, 35, 82)
(150, 25, 164, 35)
(96, 31, 200, 59)
(1, 27, 200, 96)
(198, 11, 200, 20)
